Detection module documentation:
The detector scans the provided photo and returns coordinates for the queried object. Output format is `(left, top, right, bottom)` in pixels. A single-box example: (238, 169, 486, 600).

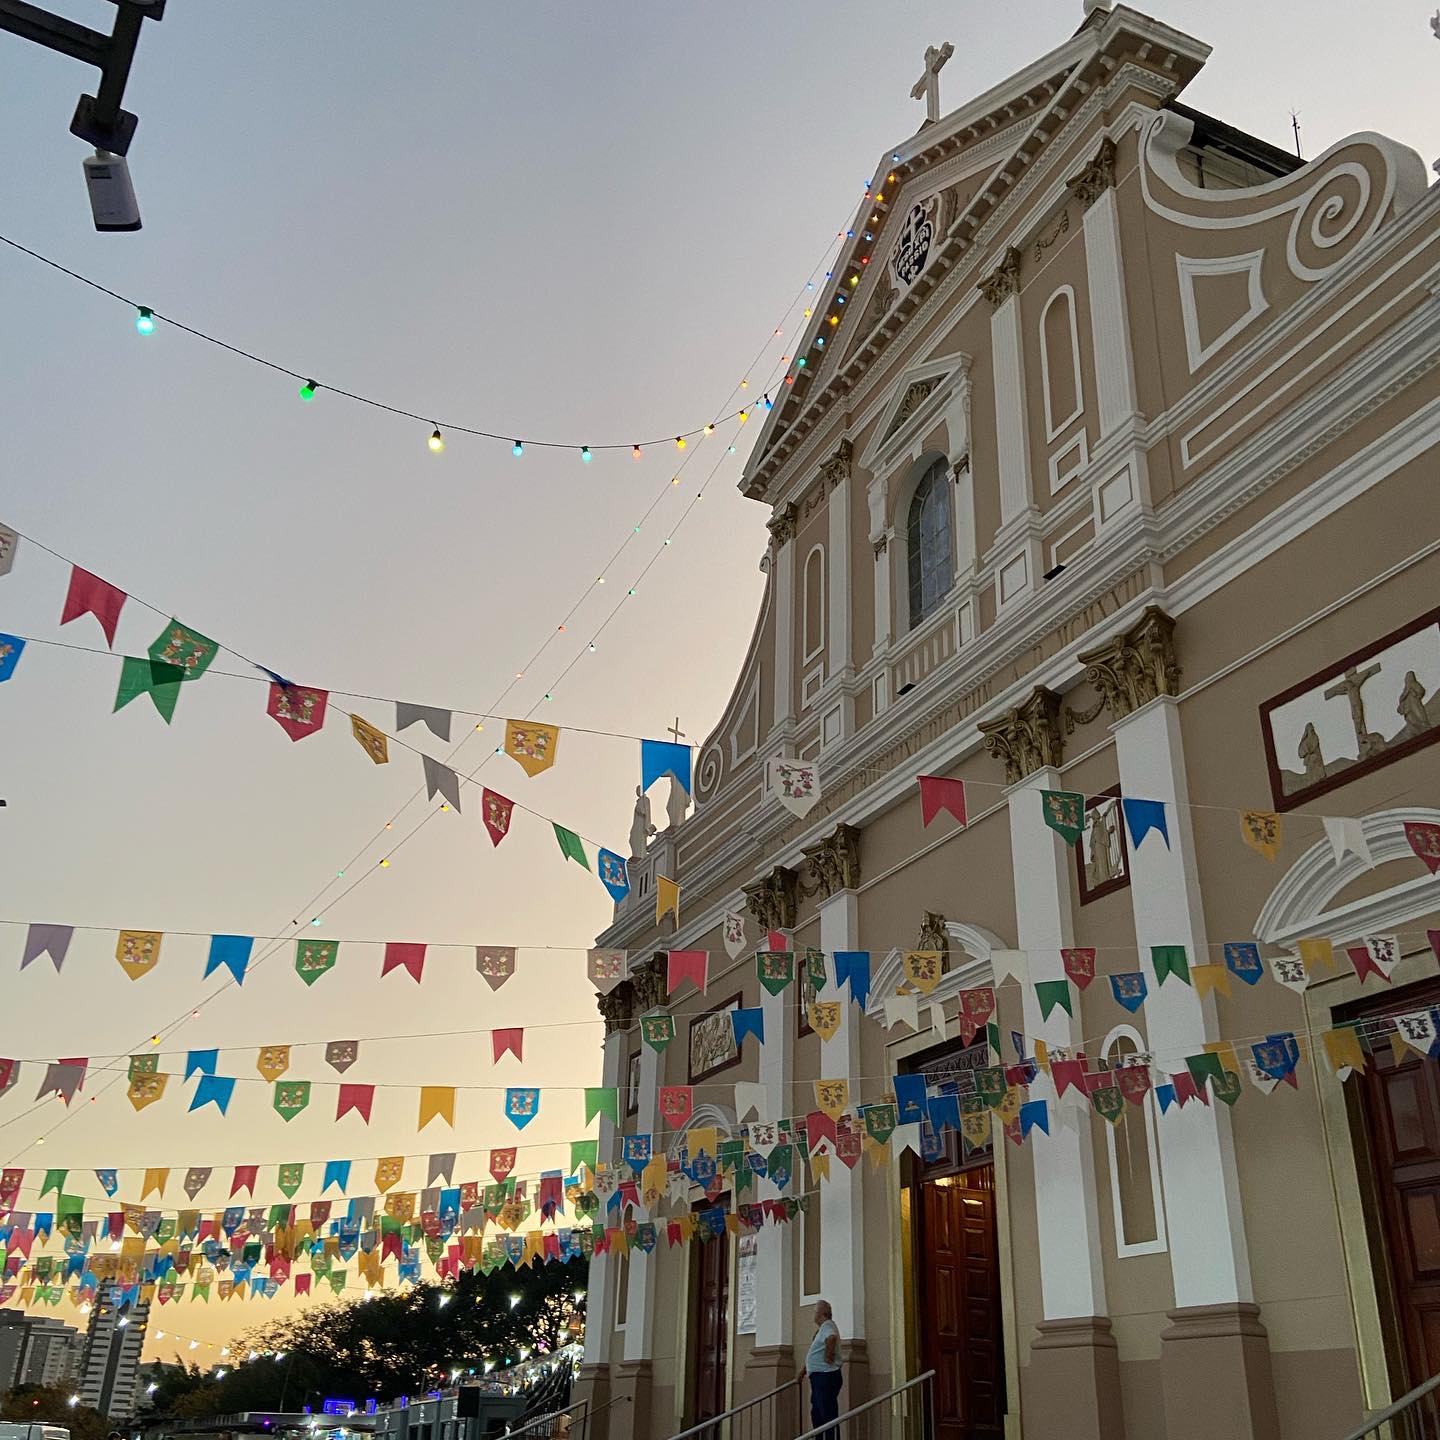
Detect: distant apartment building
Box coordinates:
(77, 1287, 150, 1418)
(0, 1312, 86, 1392)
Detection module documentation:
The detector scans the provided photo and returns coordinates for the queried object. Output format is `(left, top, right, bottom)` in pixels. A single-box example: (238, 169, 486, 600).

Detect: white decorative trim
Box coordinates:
(998, 549, 1031, 609)
(802, 662, 825, 707)
(1048, 512, 1095, 570)
(1176, 248, 1268, 372)
(865, 924, 1008, 1018)
(802, 543, 826, 664)
(1049, 429, 1090, 494)
(1099, 1024, 1169, 1259)
(1040, 285, 1086, 439)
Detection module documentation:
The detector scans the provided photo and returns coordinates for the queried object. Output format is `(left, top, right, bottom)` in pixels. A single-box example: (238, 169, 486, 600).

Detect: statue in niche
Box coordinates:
(666, 774, 690, 832)
(1086, 801, 1121, 889)
(1398, 670, 1432, 739)
(1297, 722, 1325, 784)
(629, 785, 657, 860)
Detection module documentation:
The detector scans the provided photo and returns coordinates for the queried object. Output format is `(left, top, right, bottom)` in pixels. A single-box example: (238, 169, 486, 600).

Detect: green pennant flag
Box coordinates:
(863, 1103, 897, 1146)
(570, 1139, 598, 1174)
(735, 1163, 755, 1196)
(640, 1012, 675, 1054)
(553, 824, 589, 870)
(803, 949, 827, 989)
(976, 1066, 1008, 1111)
(1040, 790, 1085, 846)
(154, 1217, 175, 1243)
(757, 950, 794, 996)
(1212, 1069, 1243, 1107)
(114, 656, 185, 722)
(1152, 945, 1191, 987)
(277, 1164, 304, 1199)
(328, 1269, 346, 1295)
(129, 1053, 159, 1078)
(193, 1282, 210, 1302)
(1035, 979, 1072, 1020)
(294, 938, 339, 987)
(273, 1079, 312, 1122)
(584, 1088, 618, 1126)
(1092, 1086, 1124, 1125)
(148, 618, 219, 682)
(1185, 1052, 1225, 1092)
(986, 1021, 1001, 1060)
(40, 1169, 67, 1198)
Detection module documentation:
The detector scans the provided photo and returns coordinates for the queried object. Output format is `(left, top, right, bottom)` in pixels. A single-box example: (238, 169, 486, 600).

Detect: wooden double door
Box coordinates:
(689, 1219, 730, 1423)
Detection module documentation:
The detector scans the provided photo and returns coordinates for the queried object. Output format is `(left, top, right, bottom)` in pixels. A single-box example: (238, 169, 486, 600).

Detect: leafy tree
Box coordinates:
(1, 1384, 109, 1440)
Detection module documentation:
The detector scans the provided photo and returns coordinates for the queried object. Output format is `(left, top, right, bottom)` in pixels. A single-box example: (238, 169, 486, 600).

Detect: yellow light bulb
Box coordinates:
(675, 436, 686, 450)
(428, 428, 445, 453)
(380, 858, 390, 868)
(803, 307, 812, 318)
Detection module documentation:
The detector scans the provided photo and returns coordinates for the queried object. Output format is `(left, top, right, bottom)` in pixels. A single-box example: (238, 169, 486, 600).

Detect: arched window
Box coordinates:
(1101, 1027, 1167, 1256)
(803, 545, 825, 662)
(906, 458, 953, 628)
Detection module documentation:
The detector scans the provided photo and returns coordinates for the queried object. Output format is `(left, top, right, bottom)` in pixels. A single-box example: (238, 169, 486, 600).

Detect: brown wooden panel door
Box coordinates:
(691, 1227, 730, 1421)
(919, 1170, 1004, 1440)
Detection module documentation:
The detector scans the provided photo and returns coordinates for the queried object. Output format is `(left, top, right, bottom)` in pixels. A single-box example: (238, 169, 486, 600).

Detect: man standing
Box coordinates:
(801, 1298, 842, 1435)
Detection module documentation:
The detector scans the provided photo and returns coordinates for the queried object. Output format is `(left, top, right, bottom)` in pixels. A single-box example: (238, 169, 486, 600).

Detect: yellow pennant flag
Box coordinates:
(725, 1214, 743, 1235)
(504, 719, 560, 777)
(123, 1204, 144, 1234)
(1323, 1027, 1366, 1079)
(641, 1157, 666, 1209)
(961, 1109, 992, 1150)
(656, 875, 681, 927)
(1192, 964, 1231, 1000)
(996, 1085, 1024, 1125)
(256, 1045, 291, 1082)
(902, 951, 944, 995)
(815, 1079, 849, 1119)
(863, 1135, 891, 1170)
(384, 1191, 415, 1222)
(374, 1157, 404, 1193)
(351, 714, 389, 764)
(808, 1001, 842, 1042)
(1239, 809, 1283, 861)
(523, 1231, 546, 1266)
(689, 1127, 717, 1165)
(141, 1168, 168, 1200)
(116, 929, 162, 980)
(418, 1085, 456, 1130)
(1034, 1038, 1050, 1071)
(1203, 1040, 1241, 1074)
(1298, 937, 1335, 973)
(127, 1071, 168, 1111)
(810, 1149, 832, 1183)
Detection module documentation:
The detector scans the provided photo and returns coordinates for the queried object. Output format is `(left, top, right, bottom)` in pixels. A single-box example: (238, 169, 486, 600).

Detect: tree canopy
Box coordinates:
(1, 1384, 110, 1440)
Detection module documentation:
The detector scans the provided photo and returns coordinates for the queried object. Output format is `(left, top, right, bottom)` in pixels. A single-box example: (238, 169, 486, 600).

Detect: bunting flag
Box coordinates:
(0, 522, 16, 574)
(316, 1159, 350, 1195)
(116, 929, 162, 980)
(722, 911, 748, 960)
(884, 993, 920, 1033)
(1061, 948, 1096, 990)
(902, 951, 943, 995)
(656, 875, 681, 927)
(203, 934, 253, 986)
(418, 1086, 456, 1129)
(273, 1080, 311, 1122)
(659, 1086, 693, 1128)
(1405, 822, 1440, 875)
(505, 720, 560, 777)
(553, 824, 589, 870)
(1394, 1009, 1437, 1056)
(182, 1167, 210, 1199)
(114, 655, 184, 722)
(488, 1149, 515, 1182)
(731, 1007, 765, 1049)
(1323, 1026, 1367, 1080)
(504, 1088, 540, 1130)
(596, 849, 630, 902)
(295, 937, 339, 986)
(61, 566, 127, 646)
(1110, 972, 1148, 1013)
(757, 950, 794, 995)
(1324, 816, 1374, 868)
(381, 942, 426, 983)
(185, 1049, 218, 1079)
(993, 949, 1028, 986)
(481, 788, 515, 847)
(396, 703, 451, 741)
(1121, 797, 1169, 850)
(833, 951, 871, 1008)
(95, 1168, 119, 1197)
(957, 988, 995, 1045)
(230, 1164, 258, 1197)
(20, 924, 73, 973)
(570, 1139, 598, 1174)
(127, 1071, 168, 1111)
(587, 948, 626, 994)
(667, 949, 708, 996)
(1239, 809, 1282, 860)
(1347, 935, 1399, 984)
(1152, 944, 1190, 987)
(641, 739, 691, 796)
(1193, 964, 1231, 1000)
(1223, 942, 1264, 986)
(918, 775, 967, 828)
(1298, 937, 1335, 973)
(36, 1059, 85, 1104)
(266, 682, 328, 741)
(422, 756, 463, 812)
(1040, 790, 1084, 846)
(815, 1079, 849, 1120)
(641, 1013, 675, 1053)
(492, 1028, 523, 1063)
(767, 757, 821, 818)
(584, 1088, 618, 1126)
(475, 947, 516, 991)
(1118, 1065, 1152, 1106)
(1036, 979, 1072, 1020)
(808, 1002, 841, 1041)
(256, 1046, 289, 1083)
(39, 1169, 67, 1197)
(325, 1040, 359, 1073)
(375, 1156, 404, 1192)
(149, 618, 218, 681)
(350, 714, 389, 765)
(0, 632, 24, 682)
(336, 1084, 374, 1122)
(1270, 954, 1309, 991)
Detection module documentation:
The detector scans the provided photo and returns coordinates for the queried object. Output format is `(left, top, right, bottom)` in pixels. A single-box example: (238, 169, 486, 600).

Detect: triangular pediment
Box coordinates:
(857, 353, 971, 478)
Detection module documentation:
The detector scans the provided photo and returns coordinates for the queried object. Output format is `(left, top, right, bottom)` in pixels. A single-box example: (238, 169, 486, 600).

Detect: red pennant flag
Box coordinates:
(1118, 1067, 1152, 1106)
(806, 1110, 838, 1150)
(308, 1201, 331, 1227)
(659, 1085, 693, 1128)
(266, 682, 329, 742)
(230, 1165, 258, 1198)
(295, 1273, 312, 1297)
(1346, 944, 1394, 985)
(1171, 1072, 1208, 1107)
(666, 1221, 683, 1249)
(918, 775, 967, 828)
(381, 942, 426, 983)
(337, 1084, 375, 1122)
(1404, 822, 1440, 875)
(489, 1148, 516, 1182)
(957, 987, 996, 1044)
(1429, 930, 1440, 964)
(667, 949, 708, 996)
(460, 1181, 480, 1208)
(767, 930, 790, 951)
(61, 566, 127, 647)
(492, 1028, 523, 1064)
(1052, 1058, 1086, 1099)
(481, 789, 515, 848)
(1061, 949, 1097, 990)
(382, 1232, 402, 1261)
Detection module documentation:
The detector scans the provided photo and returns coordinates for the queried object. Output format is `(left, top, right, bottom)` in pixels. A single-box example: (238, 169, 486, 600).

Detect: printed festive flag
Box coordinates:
(957, 987, 996, 1044)
(1298, 937, 1335, 973)
(1347, 935, 1400, 985)
(641, 1013, 675, 1054)
(488, 1149, 516, 1183)
(0, 1167, 21, 1209)
(667, 949, 708, 996)
(504, 720, 560, 777)
(256, 1045, 290, 1082)
(587, 947, 626, 994)
(1324, 816, 1374, 868)
(1223, 942, 1264, 986)
(1270, 955, 1309, 992)
(918, 775, 967, 828)
(808, 1002, 842, 1042)
(285, 940, 338, 993)
(1211, 1069, 1243, 1107)
(1394, 1009, 1438, 1056)
(36, 1059, 85, 1104)
(182, 1167, 210, 1200)
(1252, 1034, 1300, 1085)
(230, 1165, 259, 1198)
(1117, 1065, 1152, 1106)
(202, 934, 252, 987)
(1091, 1086, 1124, 1125)
(350, 714, 389, 764)
(1151, 944, 1190, 987)
(148, 618, 218, 682)
(815, 1079, 849, 1120)
(466, 947, 514, 994)
(1121, 798, 1169, 850)
(1192, 964, 1231, 1000)
(501, 1087, 539, 1132)
(1405, 822, 1440, 875)
(584, 1088, 618, 1126)
(659, 1086, 693, 1128)
(1322, 1026, 1367, 1080)
(266, 682, 328, 741)
(1036, 979, 1072, 1020)
(115, 930, 162, 980)
(596, 849, 630, 902)
(0, 633, 24, 682)
(61, 567, 127, 647)
(731, 1008, 765, 1049)
(833, 951, 871, 1008)
(114, 656, 185, 722)
(492, 1028, 523, 1063)
(1061, 948, 1096, 990)
(20, 924, 73, 973)
(553, 823, 589, 870)
(396, 702, 451, 742)
(419, 1086, 456, 1129)
(768, 756, 821, 818)
(336, 1084, 374, 1122)
(722, 911, 747, 960)
(273, 1080, 311, 1122)
(127, 1071, 167, 1111)
(656, 875, 681, 927)
(325, 1040, 359, 1073)
(1109, 972, 1148, 1012)
(94, 1168, 119, 1197)
(1040, 790, 1085, 846)
(375, 1157, 404, 1192)
(190, 1074, 235, 1114)
(1239, 809, 1282, 861)
(757, 950, 794, 995)
(903, 950, 943, 995)
(0, 522, 17, 575)
(804, 948, 828, 990)
(422, 755, 463, 812)
(277, 1164, 304, 1200)
(381, 942, 426, 983)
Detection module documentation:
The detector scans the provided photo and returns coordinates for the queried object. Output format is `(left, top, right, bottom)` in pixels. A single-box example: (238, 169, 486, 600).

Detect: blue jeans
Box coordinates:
(809, 1369, 843, 1436)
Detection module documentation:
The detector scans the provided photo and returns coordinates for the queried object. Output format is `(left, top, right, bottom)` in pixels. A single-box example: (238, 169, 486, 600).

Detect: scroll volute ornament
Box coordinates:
(801, 824, 862, 900)
(767, 502, 799, 548)
(978, 686, 1065, 785)
(1078, 606, 1181, 721)
(743, 865, 800, 933)
(977, 247, 1022, 308)
(597, 983, 634, 1036)
(1066, 137, 1118, 211)
(630, 955, 669, 1012)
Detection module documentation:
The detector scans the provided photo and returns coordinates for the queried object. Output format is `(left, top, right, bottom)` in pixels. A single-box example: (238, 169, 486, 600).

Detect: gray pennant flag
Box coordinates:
(36, 1061, 84, 1104)
(422, 754, 463, 812)
(0, 523, 17, 578)
(21, 924, 74, 973)
(420, 1186, 441, 1216)
(349, 1195, 375, 1226)
(396, 703, 452, 742)
(325, 1040, 360, 1074)
(184, 1167, 211, 1200)
(427, 1152, 456, 1186)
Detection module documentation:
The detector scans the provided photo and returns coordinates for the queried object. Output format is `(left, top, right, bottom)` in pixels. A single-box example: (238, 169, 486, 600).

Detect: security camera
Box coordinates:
(83, 150, 141, 232)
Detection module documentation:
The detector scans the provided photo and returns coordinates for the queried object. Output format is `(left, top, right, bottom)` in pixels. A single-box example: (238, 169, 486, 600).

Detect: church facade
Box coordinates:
(575, 5, 1440, 1437)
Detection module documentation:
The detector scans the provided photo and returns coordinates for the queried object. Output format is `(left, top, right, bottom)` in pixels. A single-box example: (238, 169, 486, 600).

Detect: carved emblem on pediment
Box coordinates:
(1067, 606, 1181, 730)
(819, 440, 853, 491)
(743, 866, 800, 933)
(882, 379, 941, 444)
(977, 686, 1065, 784)
(801, 823, 862, 900)
(977, 246, 1023, 308)
(1066, 137, 1117, 211)
(767, 502, 799, 547)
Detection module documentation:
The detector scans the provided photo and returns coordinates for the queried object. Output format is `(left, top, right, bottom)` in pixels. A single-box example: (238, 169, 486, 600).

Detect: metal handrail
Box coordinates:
(789, 1368, 936, 1440)
(504, 1397, 587, 1439)
(666, 1376, 803, 1440)
(1342, 1371, 1440, 1439)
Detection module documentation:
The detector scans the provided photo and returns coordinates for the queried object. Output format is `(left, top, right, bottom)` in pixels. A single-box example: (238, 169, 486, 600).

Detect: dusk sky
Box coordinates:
(1, 0, 1434, 1358)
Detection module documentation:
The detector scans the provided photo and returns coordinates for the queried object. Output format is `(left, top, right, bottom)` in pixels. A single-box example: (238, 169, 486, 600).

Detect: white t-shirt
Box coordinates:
(805, 1318, 840, 1373)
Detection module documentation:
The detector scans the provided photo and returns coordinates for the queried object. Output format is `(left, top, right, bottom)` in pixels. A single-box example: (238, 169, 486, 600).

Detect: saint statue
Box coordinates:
(629, 785, 656, 860)
(665, 774, 690, 832)
(1086, 802, 1120, 888)
(1398, 670, 1431, 739)
(1297, 721, 1326, 783)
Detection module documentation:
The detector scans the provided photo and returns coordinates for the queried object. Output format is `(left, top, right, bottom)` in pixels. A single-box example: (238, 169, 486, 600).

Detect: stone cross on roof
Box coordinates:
(910, 42, 954, 124)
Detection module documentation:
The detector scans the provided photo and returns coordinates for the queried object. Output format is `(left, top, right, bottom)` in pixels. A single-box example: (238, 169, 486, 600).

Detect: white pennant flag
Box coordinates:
(926, 1002, 949, 1036)
(992, 949, 1029, 986)
(1395, 1009, 1438, 1056)
(884, 993, 920, 1033)
(1244, 1056, 1281, 1096)
(733, 1082, 768, 1123)
(1324, 816, 1374, 868)
(767, 756, 822, 818)
(1270, 955, 1310, 992)
(722, 910, 748, 960)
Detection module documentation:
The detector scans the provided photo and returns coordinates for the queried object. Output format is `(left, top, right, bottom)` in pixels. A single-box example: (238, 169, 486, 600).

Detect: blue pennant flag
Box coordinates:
(1223, 942, 1264, 986)
(0, 634, 26, 683)
(185, 1049, 218, 1080)
(731, 1007, 765, 1049)
(622, 1134, 652, 1167)
(1019, 1100, 1049, 1139)
(596, 849, 630, 903)
(894, 1073, 928, 1127)
(1253, 1033, 1299, 1082)
(505, 1087, 540, 1130)
(204, 934, 253, 986)
(1109, 972, 1148, 1013)
(927, 1094, 961, 1133)
(833, 951, 871, 1009)
(1121, 797, 1169, 851)
(189, 1074, 235, 1115)
(641, 739, 692, 796)
(94, 1169, 118, 1197)
(1156, 1083, 1178, 1114)
(1011, 1029, 1026, 1060)
(322, 1160, 351, 1195)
